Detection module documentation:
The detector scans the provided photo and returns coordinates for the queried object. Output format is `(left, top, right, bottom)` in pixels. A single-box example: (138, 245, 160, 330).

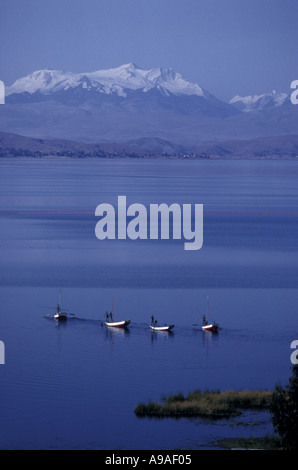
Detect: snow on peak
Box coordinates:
(229, 90, 288, 112)
(6, 69, 79, 95)
(6, 64, 204, 98)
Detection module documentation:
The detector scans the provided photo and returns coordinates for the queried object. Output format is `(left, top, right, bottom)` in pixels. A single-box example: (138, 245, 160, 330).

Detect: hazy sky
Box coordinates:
(0, 0, 297, 101)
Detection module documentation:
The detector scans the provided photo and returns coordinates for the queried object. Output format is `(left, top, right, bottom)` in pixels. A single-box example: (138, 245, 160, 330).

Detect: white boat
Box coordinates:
(54, 311, 68, 321)
(103, 298, 130, 329)
(150, 324, 175, 332)
(202, 297, 219, 333)
(105, 319, 131, 328)
(202, 322, 219, 332)
(150, 315, 174, 331)
(53, 289, 68, 321)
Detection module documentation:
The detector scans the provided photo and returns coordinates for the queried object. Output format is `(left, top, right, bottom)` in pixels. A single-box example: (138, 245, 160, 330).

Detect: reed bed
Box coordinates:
(134, 389, 273, 419)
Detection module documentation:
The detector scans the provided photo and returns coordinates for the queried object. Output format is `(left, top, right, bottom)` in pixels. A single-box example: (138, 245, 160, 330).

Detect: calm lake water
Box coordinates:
(0, 158, 297, 450)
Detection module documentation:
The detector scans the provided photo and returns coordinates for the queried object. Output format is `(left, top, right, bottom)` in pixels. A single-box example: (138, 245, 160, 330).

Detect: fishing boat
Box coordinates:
(105, 319, 131, 328)
(150, 324, 175, 331)
(150, 316, 174, 332)
(202, 297, 219, 333)
(53, 289, 68, 321)
(103, 299, 130, 328)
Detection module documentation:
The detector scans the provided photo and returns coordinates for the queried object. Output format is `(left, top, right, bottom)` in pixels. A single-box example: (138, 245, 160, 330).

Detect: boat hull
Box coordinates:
(150, 324, 175, 331)
(202, 324, 219, 333)
(54, 313, 67, 321)
(105, 320, 131, 328)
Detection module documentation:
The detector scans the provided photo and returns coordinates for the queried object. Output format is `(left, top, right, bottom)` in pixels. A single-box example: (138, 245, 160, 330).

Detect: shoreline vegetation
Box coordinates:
(134, 389, 273, 419)
(135, 389, 283, 449)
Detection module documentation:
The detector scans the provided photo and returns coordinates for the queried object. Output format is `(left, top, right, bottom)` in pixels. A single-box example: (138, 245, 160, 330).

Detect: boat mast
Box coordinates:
(207, 296, 209, 324)
(58, 288, 61, 313)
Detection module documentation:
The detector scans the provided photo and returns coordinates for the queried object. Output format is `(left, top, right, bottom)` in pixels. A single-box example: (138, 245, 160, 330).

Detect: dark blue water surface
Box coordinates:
(0, 158, 297, 449)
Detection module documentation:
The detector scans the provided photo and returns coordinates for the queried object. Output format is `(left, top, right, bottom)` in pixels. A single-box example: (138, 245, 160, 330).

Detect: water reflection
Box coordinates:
(103, 325, 131, 340)
(150, 330, 175, 344)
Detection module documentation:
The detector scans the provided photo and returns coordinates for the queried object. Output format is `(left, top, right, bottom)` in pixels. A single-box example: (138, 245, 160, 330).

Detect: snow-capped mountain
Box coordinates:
(6, 63, 205, 98)
(2, 63, 241, 143)
(1, 64, 296, 146)
(229, 90, 289, 112)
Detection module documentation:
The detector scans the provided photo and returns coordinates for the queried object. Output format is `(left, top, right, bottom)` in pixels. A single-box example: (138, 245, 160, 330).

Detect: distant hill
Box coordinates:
(0, 131, 162, 158)
(1, 131, 298, 160)
(193, 135, 298, 159)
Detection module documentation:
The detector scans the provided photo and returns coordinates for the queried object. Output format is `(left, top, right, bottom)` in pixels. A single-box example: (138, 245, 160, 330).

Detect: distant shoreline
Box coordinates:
(1, 154, 298, 161)
(1, 131, 298, 161)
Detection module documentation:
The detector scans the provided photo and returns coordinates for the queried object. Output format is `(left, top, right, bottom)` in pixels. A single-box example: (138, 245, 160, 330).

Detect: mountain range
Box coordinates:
(0, 63, 297, 157)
